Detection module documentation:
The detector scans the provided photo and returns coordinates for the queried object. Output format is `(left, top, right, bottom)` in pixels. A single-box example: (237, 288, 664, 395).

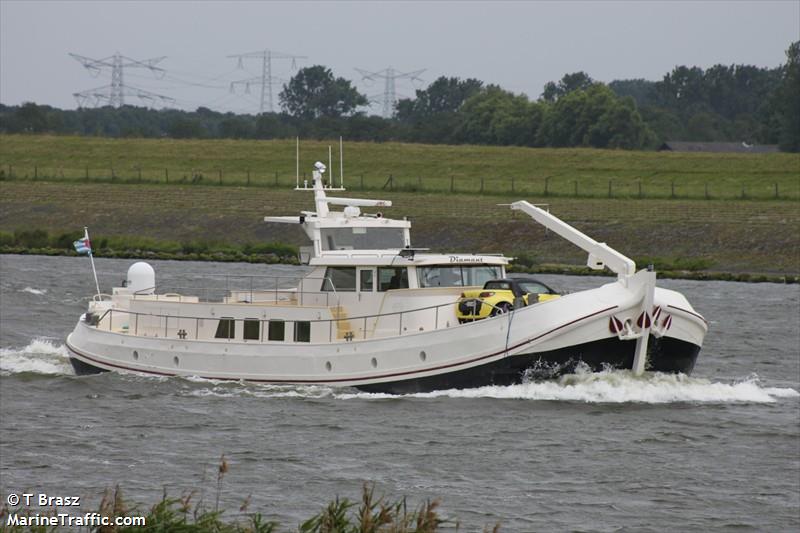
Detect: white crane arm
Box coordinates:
(510, 201, 636, 279)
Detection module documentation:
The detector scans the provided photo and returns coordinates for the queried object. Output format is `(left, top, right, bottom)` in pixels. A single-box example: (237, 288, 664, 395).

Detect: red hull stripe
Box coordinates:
(667, 305, 708, 325)
(66, 305, 618, 384)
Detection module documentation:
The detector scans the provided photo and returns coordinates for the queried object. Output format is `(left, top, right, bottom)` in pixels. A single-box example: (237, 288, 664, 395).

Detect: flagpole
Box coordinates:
(85, 227, 101, 297)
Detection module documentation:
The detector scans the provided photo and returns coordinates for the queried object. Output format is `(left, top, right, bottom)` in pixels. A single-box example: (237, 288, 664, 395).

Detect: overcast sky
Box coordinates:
(1, 0, 798, 115)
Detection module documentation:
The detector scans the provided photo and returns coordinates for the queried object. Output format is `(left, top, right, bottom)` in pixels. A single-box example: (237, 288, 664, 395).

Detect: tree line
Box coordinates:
(1, 41, 797, 151)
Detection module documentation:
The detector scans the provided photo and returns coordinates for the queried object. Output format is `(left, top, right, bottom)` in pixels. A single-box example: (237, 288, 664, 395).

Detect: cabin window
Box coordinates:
(321, 227, 405, 251)
(243, 319, 260, 340)
(378, 267, 409, 291)
(268, 320, 285, 341)
(359, 269, 374, 292)
(418, 265, 501, 288)
(294, 321, 311, 342)
(321, 267, 356, 292)
(214, 317, 236, 339)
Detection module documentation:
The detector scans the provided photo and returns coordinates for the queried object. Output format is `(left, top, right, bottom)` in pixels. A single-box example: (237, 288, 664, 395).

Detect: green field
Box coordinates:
(2, 180, 798, 276)
(1, 134, 799, 200)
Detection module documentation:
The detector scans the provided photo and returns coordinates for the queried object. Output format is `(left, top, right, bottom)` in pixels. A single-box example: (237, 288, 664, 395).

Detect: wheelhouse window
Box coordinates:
(321, 227, 405, 251)
(418, 265, 501, 288)
(268, 320, 285, 341)
(378, 267, 409, 291)
(294, 321, 311, 342)
(321, 267, 356, 292)
(243, 319, 260, 340)
(359, 269, 374, 292)
(214, 318, 236, 339)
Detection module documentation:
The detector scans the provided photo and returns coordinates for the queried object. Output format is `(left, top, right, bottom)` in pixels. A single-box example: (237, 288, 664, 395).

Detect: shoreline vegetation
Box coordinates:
(0, 455, 464, 532)
(1, 247, 796, 284)
(1, 136, 798, 282)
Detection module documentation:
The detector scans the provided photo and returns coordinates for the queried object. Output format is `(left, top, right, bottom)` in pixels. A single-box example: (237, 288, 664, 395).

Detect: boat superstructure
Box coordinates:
(66, 163, 707, 393)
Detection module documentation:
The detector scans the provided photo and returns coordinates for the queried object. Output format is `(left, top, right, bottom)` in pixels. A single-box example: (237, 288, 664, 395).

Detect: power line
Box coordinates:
(227, 48, 307, 113)
(355, 66, 425, 118)
(70, 52, 175, 108)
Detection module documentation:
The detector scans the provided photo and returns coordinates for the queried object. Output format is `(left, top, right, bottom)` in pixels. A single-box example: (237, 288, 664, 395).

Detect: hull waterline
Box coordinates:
(68, 335, 700, 394)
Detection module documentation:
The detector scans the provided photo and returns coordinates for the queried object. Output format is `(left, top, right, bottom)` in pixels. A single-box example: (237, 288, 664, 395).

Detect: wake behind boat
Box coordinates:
(66, 161, 707, 393)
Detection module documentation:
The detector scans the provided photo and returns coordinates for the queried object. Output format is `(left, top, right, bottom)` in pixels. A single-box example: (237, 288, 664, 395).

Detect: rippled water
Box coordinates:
(1, 255, 798, 531)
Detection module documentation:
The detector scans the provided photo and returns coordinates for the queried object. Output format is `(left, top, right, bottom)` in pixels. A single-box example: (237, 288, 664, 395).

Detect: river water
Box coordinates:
(1, 255, 798, 531)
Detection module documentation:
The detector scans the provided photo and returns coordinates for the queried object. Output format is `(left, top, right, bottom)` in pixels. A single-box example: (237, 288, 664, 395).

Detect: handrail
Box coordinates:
(90, 296, 513, 343)
(139, 274, 340, 306)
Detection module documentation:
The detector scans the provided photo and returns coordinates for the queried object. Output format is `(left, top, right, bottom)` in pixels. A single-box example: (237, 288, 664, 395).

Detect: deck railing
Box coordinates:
(91, 298, 505, 344)
(135, 274, 339, 307)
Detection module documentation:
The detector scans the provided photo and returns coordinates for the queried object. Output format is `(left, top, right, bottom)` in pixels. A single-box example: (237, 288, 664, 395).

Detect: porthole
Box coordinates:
(325, 361, 332, 372)
(173, 356, 180, 367)
(419, 351, 427, 361)
(132, 350, 139, 360)
(371, 357, 378, 368)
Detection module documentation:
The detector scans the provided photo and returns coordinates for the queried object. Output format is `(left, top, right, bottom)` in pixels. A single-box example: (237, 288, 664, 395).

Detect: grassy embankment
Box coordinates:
(1, 135, 798, 281)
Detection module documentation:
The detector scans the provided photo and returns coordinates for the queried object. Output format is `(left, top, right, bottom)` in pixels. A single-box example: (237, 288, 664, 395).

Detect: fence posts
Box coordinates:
(638, 180, 642, 198)
(775, 183, 779, 199)
(705, 182, 709, 200)
(480, 177, 484, 194)
(275, 171, 279, 186)
(218, 169, 222, 185)
(511, 176, 515, 193)
(544, 176, 550, 197)
(608, 180, 612, 198)
(165, 168, 169, 183)
(670, 180, 675, 198)
(360, 173, 365, 190)
(450, 175, 454, 193)
(34, 166, 37, 179)
(247, 169, 250, 185)
(573, 180, 578, 196)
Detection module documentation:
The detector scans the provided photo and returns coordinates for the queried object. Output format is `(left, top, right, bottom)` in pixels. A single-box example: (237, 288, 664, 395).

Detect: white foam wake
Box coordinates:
(0, 339, 73, 375)
(335, 370, 800, 404)
(21, 286, 47, 295)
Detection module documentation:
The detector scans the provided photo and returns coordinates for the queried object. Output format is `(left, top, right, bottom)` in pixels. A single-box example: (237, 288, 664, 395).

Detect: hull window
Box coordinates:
(214, 318, 236, 339)
(294, 321, 311, 342)
(378, 267, 409, 291)
(243, 319, 260, 340)
(268, 320, 285, 341)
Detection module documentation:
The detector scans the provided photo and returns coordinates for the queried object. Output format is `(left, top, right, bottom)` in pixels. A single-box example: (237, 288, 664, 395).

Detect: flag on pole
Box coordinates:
(75, 227, 101, 296)
(73, 234, 92, 254)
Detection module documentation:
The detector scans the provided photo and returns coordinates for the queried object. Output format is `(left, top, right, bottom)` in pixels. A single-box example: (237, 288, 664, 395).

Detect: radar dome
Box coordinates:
(127, 262, 155, 295)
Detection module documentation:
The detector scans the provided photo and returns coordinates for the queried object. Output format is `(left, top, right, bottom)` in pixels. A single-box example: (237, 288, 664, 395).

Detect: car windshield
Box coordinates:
(518, 281, 551, 294)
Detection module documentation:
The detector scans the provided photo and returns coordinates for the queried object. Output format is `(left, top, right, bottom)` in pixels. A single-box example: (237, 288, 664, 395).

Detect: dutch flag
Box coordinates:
(73, 232, 92, 254)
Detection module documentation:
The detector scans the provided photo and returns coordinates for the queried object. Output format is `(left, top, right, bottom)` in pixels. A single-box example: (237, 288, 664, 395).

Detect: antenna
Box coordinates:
(328, 145, 333, 188)
(228, 48, 307, 113)
(339, 136, 344, 189)
(355, 66, 425, 118)
(70, 52, 174, 108)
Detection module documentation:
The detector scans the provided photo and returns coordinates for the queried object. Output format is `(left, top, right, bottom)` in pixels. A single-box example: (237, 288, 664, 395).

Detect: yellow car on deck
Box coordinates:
(456, 278, 560, 323)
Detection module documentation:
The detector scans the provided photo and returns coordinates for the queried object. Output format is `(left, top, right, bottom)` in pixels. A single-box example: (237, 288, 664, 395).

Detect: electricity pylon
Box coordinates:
(355, 66, 425, 118)
(70, 52, 174, 108)
(228, 49, 307, 113)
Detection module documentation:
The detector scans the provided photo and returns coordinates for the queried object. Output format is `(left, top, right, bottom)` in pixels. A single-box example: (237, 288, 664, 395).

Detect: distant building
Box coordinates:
(658, 141, 780, 153)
